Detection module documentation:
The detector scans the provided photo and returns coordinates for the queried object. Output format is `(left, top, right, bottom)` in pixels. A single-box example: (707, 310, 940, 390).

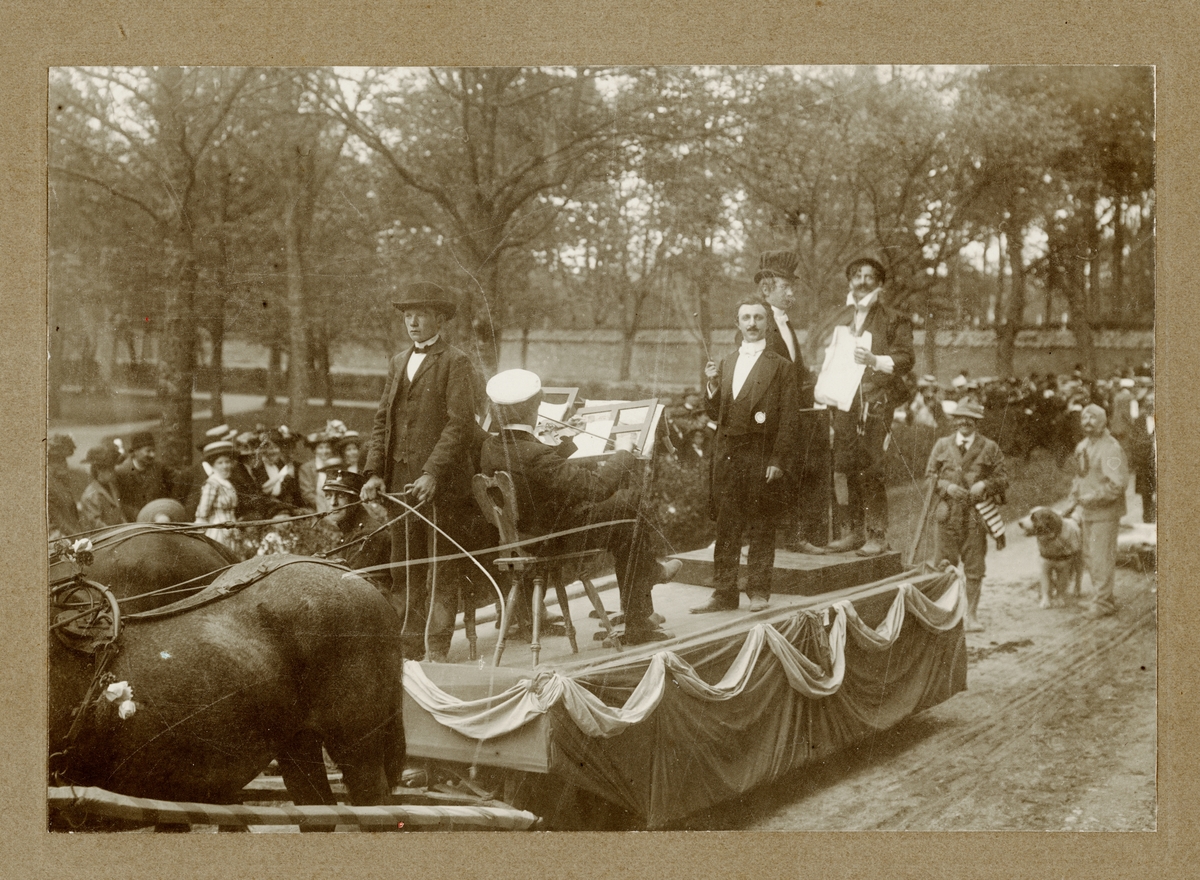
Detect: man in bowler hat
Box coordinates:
(361, 282, 489, 661)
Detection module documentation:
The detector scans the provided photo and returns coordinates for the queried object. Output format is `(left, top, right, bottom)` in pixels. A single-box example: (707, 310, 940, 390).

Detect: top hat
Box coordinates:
(128, 431, 156, 451)
(391, 281, 458, 318)
(487, 369, 542, 406)
(844, 256, 887, 285)
(753, 251, 799, 284)
(952, 400, 985, 420)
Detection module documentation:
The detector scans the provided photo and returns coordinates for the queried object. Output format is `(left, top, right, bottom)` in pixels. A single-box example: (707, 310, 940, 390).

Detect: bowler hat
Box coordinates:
(391, 282, 458, 318)
(952, 400, 985, 420)
(844, 257, 887, 285)
(129, 431, 156, 451)
(754, 251, 800, 284)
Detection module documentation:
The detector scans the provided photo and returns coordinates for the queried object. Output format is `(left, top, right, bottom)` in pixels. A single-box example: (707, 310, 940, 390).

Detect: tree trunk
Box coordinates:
(283, 192, 309, 427)
(207, 317, 225, 424)
(1112, 196, 1127, 322)
(923, 287, 938, 378)
(995, 226, 1027, 379)
(265, 341, 281, 407)
(160, 244, 197, 469)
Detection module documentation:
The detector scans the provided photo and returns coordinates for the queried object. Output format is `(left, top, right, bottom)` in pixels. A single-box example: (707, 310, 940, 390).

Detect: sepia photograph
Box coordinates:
(44, 63, 1158, 836)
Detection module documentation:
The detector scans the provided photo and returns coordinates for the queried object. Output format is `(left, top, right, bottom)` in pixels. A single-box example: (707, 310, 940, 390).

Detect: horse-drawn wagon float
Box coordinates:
(47, 396, 966, 831)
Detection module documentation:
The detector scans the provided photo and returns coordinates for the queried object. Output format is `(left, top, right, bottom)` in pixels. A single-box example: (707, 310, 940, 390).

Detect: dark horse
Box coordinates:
(49, 555, 406, 809)
(51, 523, 239, 612)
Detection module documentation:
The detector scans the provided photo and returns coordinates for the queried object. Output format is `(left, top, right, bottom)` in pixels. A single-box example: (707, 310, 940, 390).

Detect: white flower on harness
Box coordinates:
(72, 538, 94, 554)
(103, 681, 137, 719)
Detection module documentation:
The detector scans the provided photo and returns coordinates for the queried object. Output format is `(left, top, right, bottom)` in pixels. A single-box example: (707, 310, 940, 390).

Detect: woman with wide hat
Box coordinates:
(195, 440, 240, 551)
(78, 444, 127, 532)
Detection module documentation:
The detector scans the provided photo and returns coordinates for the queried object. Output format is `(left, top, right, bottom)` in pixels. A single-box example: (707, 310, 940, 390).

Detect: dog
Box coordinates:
(1018, 506, 1084, 608)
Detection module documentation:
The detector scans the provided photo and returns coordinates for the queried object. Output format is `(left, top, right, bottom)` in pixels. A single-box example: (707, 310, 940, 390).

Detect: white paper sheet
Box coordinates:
(814, 326, 871, 412)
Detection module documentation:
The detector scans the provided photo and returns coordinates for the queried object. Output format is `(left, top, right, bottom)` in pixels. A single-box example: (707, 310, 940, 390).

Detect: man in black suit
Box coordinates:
(692, 298, 800, 614)
(361, 282, 490, 661)
(480, 369, 679, 645)
(115, 431, 173, 521)
(810, 257, 915, 556)
(751, 250, 829, 554)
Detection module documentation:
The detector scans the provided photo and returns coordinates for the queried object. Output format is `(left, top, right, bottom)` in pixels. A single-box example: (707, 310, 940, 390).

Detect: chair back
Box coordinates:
(472, 471, 523, 547)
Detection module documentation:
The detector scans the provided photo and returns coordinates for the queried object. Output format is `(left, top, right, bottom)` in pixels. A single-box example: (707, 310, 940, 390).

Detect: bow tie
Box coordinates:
(739, 340, 766, 357)
(413, 342, 434, 352)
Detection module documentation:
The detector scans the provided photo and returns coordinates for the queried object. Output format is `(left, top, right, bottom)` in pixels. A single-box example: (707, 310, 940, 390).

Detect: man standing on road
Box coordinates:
(1068, 403, 1130, 620)
(811, 257, 914, 556)
(692, 298, 799, 614)
(360, 282, 488, 661)
(925, 400, 1008, 632)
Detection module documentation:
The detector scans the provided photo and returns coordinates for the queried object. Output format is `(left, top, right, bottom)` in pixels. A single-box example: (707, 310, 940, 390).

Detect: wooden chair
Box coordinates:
(472, 471, 619, 666)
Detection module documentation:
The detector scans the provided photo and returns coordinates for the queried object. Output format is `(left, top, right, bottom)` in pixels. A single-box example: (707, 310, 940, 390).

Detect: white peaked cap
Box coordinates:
(487, 369, 542, 405)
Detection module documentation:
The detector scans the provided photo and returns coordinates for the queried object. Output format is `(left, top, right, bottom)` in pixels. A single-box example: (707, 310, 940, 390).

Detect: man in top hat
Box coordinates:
(749, 251, 826, 556)
(809, 257, 914, 556)
(1068, 404, 1130, 619)
(693, 297, 800, 614)
(79, 444, 127, 532)
(115, 430, 173, 521)
(925, 399, 1008, 632)
(480, 369, 680, 644)
(361, 281, 490, 661)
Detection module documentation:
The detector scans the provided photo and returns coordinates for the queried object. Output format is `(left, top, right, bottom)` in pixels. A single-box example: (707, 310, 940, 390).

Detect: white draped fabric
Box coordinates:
(402, 575, 966, 742)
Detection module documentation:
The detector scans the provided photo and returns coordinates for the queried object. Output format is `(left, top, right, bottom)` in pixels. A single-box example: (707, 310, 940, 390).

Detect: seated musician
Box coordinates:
(480, 369, 681, 645)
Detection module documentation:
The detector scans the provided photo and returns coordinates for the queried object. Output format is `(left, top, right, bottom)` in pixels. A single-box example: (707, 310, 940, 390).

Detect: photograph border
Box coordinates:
(6, 2, 1191, 877)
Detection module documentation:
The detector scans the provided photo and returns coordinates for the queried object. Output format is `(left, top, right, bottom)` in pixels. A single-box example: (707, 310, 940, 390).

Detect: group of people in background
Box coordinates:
(47, 418, 369, 557)
(47, 255, 1156, 656)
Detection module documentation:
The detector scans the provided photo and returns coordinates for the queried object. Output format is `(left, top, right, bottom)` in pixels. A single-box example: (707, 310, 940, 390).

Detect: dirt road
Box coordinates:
(678, 510, 1157, 831)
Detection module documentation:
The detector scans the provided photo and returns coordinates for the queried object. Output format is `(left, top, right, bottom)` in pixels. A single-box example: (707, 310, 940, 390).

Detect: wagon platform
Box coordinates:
(403, 548, 968, 829)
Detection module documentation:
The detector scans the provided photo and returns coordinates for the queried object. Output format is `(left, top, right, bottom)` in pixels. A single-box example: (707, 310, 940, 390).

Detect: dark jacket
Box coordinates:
(480, 429, 636, 534)
(115, 459, 173, 521)
(808, 297, 915, 414)
(705, 347, 800, 474)
(364, 337, 484, 503)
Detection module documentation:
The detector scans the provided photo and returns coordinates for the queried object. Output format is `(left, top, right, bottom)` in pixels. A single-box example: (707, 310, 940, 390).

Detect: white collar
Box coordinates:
(847, 287, 882, 310)
(412, 334, 440, 352)
(739, 338, 767, 356)
(771, 305, 789, 321)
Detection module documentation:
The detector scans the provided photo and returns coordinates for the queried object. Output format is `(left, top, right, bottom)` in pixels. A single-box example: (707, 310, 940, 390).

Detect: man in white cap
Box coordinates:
(1068, 403, 1130, 619)
(360, 281, 489, 661)
(480, 369, 679, 644)
(925, 399, 1008, 632)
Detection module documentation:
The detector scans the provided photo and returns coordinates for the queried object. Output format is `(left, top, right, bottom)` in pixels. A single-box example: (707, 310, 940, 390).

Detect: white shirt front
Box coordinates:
(844, 288, 895, 374)
(406, 334, 440, 381)
(772, 306, 796, 361)
(732, 339, 767, 399)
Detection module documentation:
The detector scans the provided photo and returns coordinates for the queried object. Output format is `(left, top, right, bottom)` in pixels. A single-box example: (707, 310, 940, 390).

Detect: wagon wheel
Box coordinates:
(50, 578, 122, 652)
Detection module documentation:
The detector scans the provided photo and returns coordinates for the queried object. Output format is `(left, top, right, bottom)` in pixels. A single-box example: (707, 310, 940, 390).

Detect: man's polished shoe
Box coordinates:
(691, 596, 739, 614)
(658, 558, 684, 584)
(748, 598, 769, 613)
(623, 625, 675, 645)
(825, 533, 865, 553)
(856, 536, 889, 556)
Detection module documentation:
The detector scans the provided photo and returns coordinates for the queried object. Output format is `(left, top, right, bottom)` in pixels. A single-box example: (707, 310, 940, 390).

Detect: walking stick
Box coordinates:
(906, 461, 942, 568)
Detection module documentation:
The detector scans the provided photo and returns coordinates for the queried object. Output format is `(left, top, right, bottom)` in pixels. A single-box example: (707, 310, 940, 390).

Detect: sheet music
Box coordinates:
(814, 326, 871, 412)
